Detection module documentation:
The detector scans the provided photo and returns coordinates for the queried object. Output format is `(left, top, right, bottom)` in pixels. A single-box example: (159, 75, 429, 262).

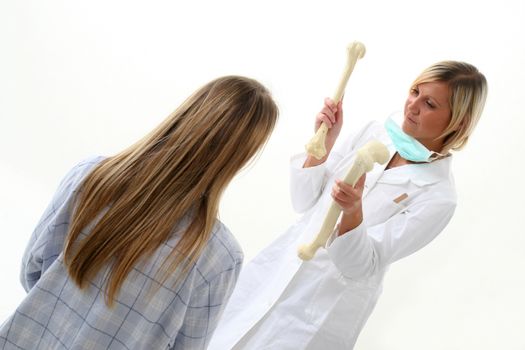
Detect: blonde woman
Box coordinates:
(209, 61, 488, 349)
(0, 76, 278, 349)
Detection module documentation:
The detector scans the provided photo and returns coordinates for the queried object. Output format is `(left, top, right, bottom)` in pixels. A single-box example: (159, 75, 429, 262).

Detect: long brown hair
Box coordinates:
(63, 76, 278, 305)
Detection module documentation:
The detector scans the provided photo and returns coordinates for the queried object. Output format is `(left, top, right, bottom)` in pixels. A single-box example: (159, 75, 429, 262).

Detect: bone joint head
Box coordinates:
(348, 41, 366, 59)
(363, 140, 390, 164)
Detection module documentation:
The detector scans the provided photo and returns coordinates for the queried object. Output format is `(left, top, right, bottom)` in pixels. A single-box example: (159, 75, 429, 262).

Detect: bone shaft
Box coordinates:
(310, 201, 342, 248)
(306, 154, 365, 249)
(343, 157, 364, 186)
(332, 58, 358, 103)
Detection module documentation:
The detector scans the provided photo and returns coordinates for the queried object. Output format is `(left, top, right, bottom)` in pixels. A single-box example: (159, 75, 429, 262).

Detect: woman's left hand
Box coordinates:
(331, 174, 366, 234)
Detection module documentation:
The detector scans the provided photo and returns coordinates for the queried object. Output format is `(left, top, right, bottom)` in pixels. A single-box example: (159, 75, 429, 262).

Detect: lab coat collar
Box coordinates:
(376, 142, 453, 187)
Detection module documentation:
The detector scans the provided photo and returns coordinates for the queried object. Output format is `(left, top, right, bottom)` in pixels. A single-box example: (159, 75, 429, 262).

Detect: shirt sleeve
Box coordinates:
(19, 157, 102, 291)
(326, 196, 456, 280)
(172, 259, 242, 350)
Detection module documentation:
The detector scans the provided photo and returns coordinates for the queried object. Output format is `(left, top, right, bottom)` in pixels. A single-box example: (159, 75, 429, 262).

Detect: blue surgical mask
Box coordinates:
(384, 114, 441, 163)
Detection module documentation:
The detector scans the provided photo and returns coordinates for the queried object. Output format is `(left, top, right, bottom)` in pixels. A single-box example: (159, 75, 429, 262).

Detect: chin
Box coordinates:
(401, 121, 416, 137)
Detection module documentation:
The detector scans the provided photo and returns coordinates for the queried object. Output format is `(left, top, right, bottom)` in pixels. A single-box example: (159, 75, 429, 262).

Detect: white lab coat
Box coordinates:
(209, 121, 457, 349)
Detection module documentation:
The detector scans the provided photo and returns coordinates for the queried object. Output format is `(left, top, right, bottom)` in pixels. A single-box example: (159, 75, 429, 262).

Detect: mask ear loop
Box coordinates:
(428, 151, 448, 162)
(429, 130, 455, 161)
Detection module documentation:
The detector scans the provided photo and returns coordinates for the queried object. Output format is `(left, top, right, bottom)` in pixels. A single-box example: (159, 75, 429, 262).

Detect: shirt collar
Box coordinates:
(376, 141, 453, 187)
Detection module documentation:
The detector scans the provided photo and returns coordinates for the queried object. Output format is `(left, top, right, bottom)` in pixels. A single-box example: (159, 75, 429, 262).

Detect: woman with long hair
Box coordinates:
(1, 76, 278, 349)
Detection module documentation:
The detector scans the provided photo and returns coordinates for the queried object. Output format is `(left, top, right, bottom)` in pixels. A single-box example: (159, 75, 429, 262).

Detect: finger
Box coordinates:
(335, 182, 363, 205)
(321, 109, 336, 125)
(317, 112, 333, 128)
(335, 179, 355, 194)
(321, 105, 337, 125)
(324, 97, 338, 115)
(333, 183, 358, 205)
(332, 183, 347, 199)
(331, 190, 352, 207)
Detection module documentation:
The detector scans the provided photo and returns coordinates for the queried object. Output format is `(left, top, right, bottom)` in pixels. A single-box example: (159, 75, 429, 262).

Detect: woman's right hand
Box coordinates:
(315, 97, 343, 153)
(303, 97, 344, 168)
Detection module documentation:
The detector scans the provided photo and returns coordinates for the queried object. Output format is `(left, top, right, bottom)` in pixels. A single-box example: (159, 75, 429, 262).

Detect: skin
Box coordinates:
(402, 81, 452, 152)
(303, 81, 452, 235)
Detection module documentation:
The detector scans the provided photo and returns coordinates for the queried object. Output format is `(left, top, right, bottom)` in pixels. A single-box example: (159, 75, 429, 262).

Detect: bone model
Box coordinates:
(305, 41, 366, 160)
(298, 140, 389, 261)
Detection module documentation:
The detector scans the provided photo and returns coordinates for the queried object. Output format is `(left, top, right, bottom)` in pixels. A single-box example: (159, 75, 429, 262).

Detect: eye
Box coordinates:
(426, 100, 435, 109)
(410, 88, 419, 96)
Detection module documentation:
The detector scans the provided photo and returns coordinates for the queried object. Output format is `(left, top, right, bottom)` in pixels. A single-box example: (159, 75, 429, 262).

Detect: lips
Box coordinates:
(406, 115, 418, 125)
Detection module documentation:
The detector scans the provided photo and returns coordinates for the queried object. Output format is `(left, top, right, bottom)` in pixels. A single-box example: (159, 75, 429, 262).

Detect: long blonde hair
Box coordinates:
(411, 61, 488, 154)
(63, 76, 278, 305)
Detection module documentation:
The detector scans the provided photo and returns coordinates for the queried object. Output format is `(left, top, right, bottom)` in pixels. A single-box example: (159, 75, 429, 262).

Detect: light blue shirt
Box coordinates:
(0, 157, 243, 349)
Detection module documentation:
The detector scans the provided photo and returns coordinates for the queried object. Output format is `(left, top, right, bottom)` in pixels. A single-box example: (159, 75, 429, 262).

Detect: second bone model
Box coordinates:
(297, 140, 390, 261)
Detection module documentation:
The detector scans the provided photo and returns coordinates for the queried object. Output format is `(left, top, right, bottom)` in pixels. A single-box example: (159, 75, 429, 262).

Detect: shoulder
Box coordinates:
(406, 167, 458, 219)
(212, 220, 243, 260)
(68, 156, 106, 184)
(423, 156, 457, 202)
(46, 156, 105, 207)
(353, 121, 389, 147)
(58, 156, 106, 191)
(333, 121, 389, 155)
(195, 220, 244, 282)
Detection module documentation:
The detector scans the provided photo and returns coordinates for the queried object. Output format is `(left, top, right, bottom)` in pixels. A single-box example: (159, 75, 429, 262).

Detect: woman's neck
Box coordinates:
(385, 152, 414, 170)
(416, 136, 445, 154)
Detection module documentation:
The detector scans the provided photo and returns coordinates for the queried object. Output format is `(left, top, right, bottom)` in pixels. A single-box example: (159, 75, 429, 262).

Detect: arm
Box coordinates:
(19, 158, 101, 291)
(326, 195, 456, 280)
(290, 98, 345, 213)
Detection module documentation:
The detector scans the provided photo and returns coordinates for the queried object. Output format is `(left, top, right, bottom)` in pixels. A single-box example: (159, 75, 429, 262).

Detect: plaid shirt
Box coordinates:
(0, 157, 243, 349)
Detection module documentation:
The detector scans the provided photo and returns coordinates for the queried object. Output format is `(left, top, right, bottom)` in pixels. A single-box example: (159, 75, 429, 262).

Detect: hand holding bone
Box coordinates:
(332, 175, 366, 216)
(313, 98, 343, 151)
(305, 41, 366, 159)
(298, 140, 390, 261)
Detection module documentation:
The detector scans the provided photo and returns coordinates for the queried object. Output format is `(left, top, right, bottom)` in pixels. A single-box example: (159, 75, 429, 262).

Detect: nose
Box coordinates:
(407, 96, 419, 115)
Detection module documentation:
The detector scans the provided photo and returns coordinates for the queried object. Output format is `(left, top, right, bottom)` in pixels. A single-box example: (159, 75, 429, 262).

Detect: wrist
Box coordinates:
(303, 155, 326, 168)
(338, 209, 363, 235)
(303, 145, 333, 168)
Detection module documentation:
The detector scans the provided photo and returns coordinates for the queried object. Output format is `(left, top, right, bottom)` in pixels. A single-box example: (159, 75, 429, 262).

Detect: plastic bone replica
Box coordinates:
(297, 140, 390, 261)
(305, 41, 366, 160)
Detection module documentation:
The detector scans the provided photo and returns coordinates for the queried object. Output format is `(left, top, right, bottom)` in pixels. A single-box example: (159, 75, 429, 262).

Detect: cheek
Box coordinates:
(437, 111, 452, 130)
(425, 112, 451, 135)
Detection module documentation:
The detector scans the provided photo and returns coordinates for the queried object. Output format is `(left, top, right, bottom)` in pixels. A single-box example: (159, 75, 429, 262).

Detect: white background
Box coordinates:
(1, 0, 524, 349)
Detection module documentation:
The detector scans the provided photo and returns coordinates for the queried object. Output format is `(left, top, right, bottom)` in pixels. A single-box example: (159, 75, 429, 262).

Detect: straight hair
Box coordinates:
(63, 76, 278, 306)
